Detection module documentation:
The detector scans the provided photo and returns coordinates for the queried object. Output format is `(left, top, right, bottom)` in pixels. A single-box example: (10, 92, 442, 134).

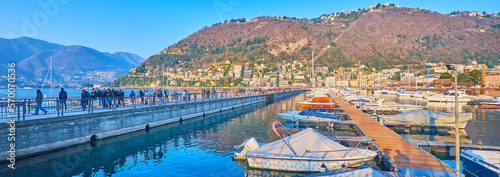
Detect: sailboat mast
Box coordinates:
(50, 56, 53, 98)
(312, 52, 314, 88)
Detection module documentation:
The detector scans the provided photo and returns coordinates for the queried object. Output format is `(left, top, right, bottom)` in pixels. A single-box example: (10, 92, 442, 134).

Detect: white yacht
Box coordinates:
(424, 90, 473, 102)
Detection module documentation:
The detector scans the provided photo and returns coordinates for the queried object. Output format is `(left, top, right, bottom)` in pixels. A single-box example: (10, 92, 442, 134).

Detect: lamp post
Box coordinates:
(446, 64, 460, 177)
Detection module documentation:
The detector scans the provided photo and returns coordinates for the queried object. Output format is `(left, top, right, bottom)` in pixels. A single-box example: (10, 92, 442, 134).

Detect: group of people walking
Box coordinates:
(32, 87, 237, 115)
(201, 87, 217, 99)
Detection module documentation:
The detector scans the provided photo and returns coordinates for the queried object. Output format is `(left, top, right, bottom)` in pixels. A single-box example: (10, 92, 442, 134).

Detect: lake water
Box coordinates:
(1, 92, 499, 177)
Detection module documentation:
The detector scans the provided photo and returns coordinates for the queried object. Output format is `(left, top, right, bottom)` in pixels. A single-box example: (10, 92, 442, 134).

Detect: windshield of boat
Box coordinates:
(443, 91, 458, 96)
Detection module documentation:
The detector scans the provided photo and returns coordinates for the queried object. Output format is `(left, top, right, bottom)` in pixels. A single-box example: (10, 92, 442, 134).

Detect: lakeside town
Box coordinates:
(120, 60, 500, 90)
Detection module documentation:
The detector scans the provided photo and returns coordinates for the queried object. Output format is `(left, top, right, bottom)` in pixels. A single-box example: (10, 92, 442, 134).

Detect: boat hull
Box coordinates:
(246, 156, 375, 172)
(479, 102, 500, 107)
(299, 102, 336, 109)
(462, 150, 500, 177)
(278, 112, 338, 122)
(425, 96, 471, 102)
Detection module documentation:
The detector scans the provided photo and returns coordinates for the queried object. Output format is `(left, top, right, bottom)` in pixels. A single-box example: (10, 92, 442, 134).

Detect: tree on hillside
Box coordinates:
(439, 72, 452, 79)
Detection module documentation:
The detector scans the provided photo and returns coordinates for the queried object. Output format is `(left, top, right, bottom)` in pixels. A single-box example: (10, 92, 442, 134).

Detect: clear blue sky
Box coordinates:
(1, 0, 498, 58)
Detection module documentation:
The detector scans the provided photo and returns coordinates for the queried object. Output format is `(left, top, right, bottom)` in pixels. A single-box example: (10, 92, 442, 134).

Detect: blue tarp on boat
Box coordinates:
(350, 99, 370, 103)
(297, 111, 340, 120)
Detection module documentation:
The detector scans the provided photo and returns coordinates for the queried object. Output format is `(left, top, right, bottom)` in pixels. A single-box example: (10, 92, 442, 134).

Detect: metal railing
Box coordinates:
(1, 88, 303, 120)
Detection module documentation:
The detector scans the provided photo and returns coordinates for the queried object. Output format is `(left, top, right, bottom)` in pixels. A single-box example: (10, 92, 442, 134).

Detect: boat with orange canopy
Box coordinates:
(299, 96, 336, 112)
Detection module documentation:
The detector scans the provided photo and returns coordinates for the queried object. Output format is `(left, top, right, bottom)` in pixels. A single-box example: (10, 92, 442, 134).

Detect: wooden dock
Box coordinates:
(332, 97, 456, 176)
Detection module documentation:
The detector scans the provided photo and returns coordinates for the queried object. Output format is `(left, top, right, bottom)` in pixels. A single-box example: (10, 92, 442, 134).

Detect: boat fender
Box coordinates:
(320, 164, 327, 172)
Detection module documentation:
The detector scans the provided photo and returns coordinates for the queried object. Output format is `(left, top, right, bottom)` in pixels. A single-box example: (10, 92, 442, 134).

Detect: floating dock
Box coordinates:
(332, 97, 456, 176)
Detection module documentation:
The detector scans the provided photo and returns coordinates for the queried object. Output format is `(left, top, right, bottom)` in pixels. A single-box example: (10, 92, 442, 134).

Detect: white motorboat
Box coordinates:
(235, 122, 378, 172)
(381, 109, 472, 128)
(361, 99, 424, 114)
(279, 111, 340, 122)
(424, 90, 473, 102)
(462, 149, 500, 177)
(398, 91, 426, 98)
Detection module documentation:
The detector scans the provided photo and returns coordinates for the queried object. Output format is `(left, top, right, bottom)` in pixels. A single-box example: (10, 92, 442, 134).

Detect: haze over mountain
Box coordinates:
(115, 4, 499, 86)
(0, 37, 145, 86)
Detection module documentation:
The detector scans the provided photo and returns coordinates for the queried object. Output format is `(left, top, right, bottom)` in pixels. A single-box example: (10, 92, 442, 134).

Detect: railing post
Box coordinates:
(17, 102, 21, 121)
(88, 98, 91, 114)
(22, 101, 26, 120)
(91, 98, 94, 113)
(28, 99, 31, 114)
(57, 98, 60, 117)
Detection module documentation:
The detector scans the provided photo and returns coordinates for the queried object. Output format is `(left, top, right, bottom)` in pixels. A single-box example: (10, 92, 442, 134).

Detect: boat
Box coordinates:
(236, 121, 378, 172)
(424, 90, 473, 102)
(299, 96, 336, 111)
(479, 101, 500, 108)
(398, 91, 426, 98)
(361, 99, 424, 114)
(381, 109, 472, 128)
(461, 149, 500, 177)
(278, 111, 340, 122)
(479, 98, 500, 108)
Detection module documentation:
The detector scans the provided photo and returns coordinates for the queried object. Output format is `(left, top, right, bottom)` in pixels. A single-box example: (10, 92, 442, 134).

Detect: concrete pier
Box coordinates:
(0, 90, 305, 162)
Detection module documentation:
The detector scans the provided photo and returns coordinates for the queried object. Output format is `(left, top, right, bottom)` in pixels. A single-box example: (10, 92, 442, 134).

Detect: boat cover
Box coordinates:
(297, 111, 339, 120)
(247, 128, 362, 159)
(385, 109, 472, 124)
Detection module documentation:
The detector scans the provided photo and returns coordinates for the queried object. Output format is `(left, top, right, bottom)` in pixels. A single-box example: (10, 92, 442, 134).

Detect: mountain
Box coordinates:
(0, 37, 145, 86)
(0, 37, 64, 63)
(115, 5, 499, 86)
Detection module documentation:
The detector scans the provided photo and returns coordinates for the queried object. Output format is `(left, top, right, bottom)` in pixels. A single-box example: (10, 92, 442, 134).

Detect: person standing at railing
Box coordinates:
(118, 89, 125, 107)
(207, 89, 210, 100)
(157, 88, 163, 103)
(212, 87, 216, 99)
(81, 90, 90, 111)
(106, 89, 113, 108)
(112, 89, 118, 107)
(34, 89, 48, 115)
(130, 90, 136, 105)
(139, 89, 144, 104)
(91, 88, 98, 108)
(59, 88, 68, 110)
(97, 88, 103, 107)
(102, 88, 108, 108)
(165, 89, 169, 102)
(181, 90, 187, 102)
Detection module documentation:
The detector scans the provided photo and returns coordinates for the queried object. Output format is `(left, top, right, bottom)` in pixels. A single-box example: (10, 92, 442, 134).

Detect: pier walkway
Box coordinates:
(332, 97, 456, 176)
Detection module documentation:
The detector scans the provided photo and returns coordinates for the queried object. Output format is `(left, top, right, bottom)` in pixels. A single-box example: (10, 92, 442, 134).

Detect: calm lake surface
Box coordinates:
(2, 92, 499, 177)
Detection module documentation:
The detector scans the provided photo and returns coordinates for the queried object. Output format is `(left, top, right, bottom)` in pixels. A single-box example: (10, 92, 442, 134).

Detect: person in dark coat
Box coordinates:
(59, 88, 68, 110)
(102, 88, 108, 108)
(34, 89, 48, 115)
(106, 89, 113, 108)
(118, 89, 125, 107)
(81, 90, 90, 111)
(139, 89, 145, 103)
(97, 88, 103, 107)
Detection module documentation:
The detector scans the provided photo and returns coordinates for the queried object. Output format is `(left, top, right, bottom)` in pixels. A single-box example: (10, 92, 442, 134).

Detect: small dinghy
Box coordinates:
(382, 109, 472, 128)
(278, 111, 340, 122)
(234, 121, 378, 172)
